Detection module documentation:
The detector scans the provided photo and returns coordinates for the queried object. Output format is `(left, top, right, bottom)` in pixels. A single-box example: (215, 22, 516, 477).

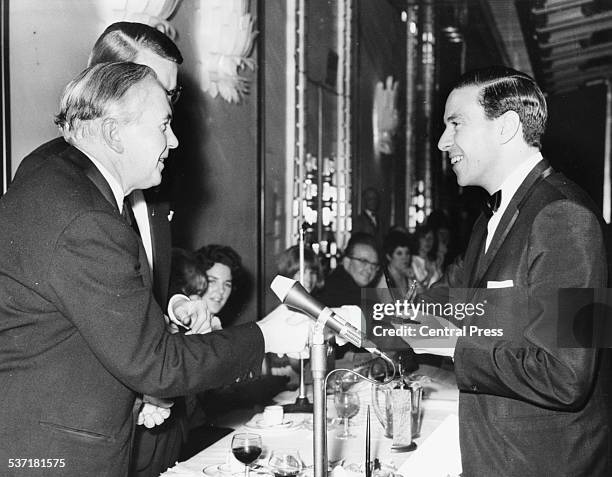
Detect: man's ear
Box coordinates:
(342, 256, 351, 269)
(101, 117, 123, 153)
(499, 110, 520, 144)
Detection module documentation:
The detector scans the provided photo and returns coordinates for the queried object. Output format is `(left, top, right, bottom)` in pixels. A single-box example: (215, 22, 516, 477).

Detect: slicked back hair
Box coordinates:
(454, 66, 547, 148)
(54, 62, 156, 141)
(88, 22, 183, 66)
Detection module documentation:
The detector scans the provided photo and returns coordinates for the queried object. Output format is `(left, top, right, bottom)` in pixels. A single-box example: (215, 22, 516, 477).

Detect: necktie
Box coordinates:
(122, 195, 140, 236)
(484, 190, 502, 218)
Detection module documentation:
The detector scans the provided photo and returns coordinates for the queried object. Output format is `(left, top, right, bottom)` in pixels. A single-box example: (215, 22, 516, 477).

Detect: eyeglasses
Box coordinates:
(166, 85, 183, 104)
(347, 256, 380, 270)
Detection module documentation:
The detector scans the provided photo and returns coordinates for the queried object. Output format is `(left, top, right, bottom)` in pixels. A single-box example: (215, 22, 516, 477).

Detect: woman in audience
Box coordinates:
(196, 244, 245, 326)
(376, 230, 416, 301)
(268, 245, 322, 386)
(277, 245, 322, 293)
(411, 224, 442, 291)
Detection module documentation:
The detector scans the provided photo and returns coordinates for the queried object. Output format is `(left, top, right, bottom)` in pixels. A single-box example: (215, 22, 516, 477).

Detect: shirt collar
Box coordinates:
(77, 147, 125, 212)
(495, 151, 543, 216)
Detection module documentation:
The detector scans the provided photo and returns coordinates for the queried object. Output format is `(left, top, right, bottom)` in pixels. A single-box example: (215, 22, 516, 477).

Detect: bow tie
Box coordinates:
(484, 190, 502, 218)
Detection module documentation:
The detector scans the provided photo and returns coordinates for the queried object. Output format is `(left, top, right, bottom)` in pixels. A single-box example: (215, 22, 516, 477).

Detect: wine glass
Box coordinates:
(334, 389, 360, 439)
(268, 449, 303, 477)
(231, 433, 263, 477)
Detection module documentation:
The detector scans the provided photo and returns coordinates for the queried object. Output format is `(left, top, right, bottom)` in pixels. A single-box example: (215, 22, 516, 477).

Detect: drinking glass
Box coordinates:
(334, 390, 360, 439)
(268, 449, 303, 477)
(231, 433, 263, 477)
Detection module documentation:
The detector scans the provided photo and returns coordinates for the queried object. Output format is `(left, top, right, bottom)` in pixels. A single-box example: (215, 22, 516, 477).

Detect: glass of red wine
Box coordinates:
(231, 433, 263, 477)
(268, 449, 302, 477)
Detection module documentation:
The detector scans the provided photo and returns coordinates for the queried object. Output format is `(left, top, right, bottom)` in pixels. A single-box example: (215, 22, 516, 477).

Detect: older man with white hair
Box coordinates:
(0, 62, 308, 477)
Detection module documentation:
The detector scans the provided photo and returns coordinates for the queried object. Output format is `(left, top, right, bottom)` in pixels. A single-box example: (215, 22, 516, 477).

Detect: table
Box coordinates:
(162, 364, 460, 477)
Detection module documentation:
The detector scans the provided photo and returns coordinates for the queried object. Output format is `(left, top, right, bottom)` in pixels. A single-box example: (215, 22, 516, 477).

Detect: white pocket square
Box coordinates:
(487, 279, 513, 289)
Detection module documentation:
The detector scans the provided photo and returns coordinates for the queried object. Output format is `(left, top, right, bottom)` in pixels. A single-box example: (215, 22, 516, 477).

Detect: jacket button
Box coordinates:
(471, 384, 478, 391)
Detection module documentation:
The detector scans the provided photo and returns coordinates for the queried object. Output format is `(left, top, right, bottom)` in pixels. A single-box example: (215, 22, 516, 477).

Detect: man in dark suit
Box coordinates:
(413, 66, 610, 476)
(0, 62, 309, 477)
(14, 23, 192, 476)
(352, 188, 382, 247)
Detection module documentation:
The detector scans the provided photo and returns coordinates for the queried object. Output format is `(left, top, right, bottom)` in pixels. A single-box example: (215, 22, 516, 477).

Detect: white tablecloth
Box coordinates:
(162, 364, 460, 477)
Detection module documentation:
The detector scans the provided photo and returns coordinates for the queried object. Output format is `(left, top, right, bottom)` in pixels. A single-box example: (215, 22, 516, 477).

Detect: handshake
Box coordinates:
(139, 296, 313, 428)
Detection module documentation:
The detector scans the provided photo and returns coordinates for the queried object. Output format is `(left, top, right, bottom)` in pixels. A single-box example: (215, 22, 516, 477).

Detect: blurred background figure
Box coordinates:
(426, 209, 457, 275)
(411, 224, 442, 292)
(170, 247, 208, 298)
(267, 245, 323, 387)
(376, 229, 416, 301)
(352, 187, 382, 248)
(277, 244, 322, 293)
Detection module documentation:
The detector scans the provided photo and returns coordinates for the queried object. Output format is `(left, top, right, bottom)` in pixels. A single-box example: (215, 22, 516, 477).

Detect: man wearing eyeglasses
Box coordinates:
(316, 232, 380, 309)
(13, 22, 188, 477)
(315, 233, 380, 358)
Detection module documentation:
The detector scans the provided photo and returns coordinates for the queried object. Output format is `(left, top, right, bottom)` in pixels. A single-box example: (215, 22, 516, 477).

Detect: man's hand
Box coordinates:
(138, 396, 174, 428)
(257, 304, 311, 355)
(168, 294, 215, 335)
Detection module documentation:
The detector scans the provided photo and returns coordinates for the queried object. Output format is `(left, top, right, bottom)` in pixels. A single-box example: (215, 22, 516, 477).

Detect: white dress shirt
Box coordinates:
(485, 152, 543, 252)
(79, 148, 154, 274)
(129, 190, 154, 274)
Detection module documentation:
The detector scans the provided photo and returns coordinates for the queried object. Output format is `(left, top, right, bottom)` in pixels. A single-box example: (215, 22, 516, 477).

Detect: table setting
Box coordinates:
(162, 362, 461, 477)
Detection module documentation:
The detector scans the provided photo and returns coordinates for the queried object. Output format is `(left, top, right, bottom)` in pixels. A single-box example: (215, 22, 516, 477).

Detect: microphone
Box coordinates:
(270, 275, 392, 362)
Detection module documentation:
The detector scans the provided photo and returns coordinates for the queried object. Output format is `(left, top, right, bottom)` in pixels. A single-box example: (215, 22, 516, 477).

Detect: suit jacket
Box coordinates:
(15, 138, 173, 309)
(16, 138, 180, 476)
(0, 141, 264, 477)
(352, 210, 382, 247)
(436, 160, 611, 476)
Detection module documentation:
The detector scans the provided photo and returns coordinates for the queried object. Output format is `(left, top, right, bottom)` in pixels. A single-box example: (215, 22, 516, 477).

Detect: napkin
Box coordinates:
(397, 414, 461, 477)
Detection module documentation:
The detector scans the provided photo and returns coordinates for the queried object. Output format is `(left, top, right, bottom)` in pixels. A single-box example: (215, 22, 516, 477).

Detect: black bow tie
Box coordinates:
(484, 190, 502, 218)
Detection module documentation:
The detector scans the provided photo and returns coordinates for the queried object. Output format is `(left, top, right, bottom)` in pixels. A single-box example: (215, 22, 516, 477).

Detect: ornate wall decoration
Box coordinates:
(96, 0, 181, 40)
(196, 0, 258, 103)
(373, 75, 399, 156)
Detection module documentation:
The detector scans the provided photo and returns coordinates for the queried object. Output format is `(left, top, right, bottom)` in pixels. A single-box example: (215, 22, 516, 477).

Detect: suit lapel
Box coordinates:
(466, 215, 488, 288)
(60, 143, 153, 283)
(472, 160, 553, 289)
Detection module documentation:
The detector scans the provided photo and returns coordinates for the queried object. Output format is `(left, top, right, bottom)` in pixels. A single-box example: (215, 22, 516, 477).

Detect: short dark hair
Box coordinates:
(170, 248, 207, 297)
(277, 245, 321, 280)
(89, 22, 183, 66)
(414, 224, 437, 261)
(345, 232, 379, 259)
(454, 66, 547, 148)
(196, 244, 244, 288)
(383, 230, 412, 258)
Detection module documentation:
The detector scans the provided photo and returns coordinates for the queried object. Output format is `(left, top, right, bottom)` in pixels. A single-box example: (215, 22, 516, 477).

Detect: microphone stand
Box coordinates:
(284, 223, 313, 414)
(311, 322, 328, 477)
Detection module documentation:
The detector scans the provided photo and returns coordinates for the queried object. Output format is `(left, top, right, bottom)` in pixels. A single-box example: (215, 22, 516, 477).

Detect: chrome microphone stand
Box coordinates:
(284, 223, 314, 414)
(311, 322, 328, 477)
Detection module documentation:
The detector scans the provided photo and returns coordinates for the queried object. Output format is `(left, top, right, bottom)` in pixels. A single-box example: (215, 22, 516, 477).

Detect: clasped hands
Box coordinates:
(139, 294, 221, 428)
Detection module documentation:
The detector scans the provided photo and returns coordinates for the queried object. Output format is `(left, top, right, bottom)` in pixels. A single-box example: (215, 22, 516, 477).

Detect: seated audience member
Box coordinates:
(411, 224, 442, 291)
(426, 209, 456, 274)
(170, 248, 208, 298)
(180, 245, 288, 458)
(376, 230, 416, 301)
(196, 244, 245, 325)
(315, 232, 380, 308)
(315, 233, 380, 357)
(268, 245, 323, 386)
